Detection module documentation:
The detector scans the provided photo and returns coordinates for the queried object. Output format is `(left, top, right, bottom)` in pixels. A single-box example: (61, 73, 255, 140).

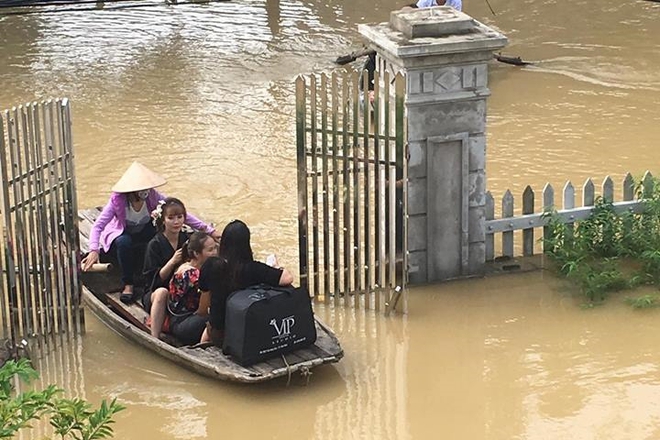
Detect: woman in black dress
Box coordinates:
(198, 220, 293, 345)
(142, 197, 191, 338)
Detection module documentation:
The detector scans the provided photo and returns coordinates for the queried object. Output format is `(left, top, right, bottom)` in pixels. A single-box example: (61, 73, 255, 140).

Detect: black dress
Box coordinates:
(141, 231, 189, 311)
(198, 257, 283, 332)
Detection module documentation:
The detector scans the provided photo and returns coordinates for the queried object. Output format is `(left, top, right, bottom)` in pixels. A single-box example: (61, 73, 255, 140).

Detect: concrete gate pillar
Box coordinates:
(359, 7, 507, 284)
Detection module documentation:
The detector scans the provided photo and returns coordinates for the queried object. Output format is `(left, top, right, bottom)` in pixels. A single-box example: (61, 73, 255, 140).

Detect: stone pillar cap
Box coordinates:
(390, 6, 476, 39)
(358, 8, 507, 60)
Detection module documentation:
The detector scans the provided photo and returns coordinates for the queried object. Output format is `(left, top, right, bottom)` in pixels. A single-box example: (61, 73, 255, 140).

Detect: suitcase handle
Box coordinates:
(250, 284, 295, 301)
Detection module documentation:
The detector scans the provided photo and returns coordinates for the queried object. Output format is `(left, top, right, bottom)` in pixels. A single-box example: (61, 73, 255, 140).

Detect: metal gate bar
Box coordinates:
(296, 69, 407, 313)
(0, 99, 83, 345)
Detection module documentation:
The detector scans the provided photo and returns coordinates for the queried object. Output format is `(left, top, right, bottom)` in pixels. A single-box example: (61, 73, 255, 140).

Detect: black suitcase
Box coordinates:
(223, 284, 317, 366)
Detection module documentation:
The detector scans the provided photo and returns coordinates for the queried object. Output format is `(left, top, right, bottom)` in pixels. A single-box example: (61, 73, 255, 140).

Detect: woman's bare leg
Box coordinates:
(150, 287, 169, 338)
(200, 326, 211, 344)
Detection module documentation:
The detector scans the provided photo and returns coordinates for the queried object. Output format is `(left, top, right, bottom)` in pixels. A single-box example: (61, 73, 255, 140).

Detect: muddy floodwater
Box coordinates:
(32, 271, 660, 439)
(2, 0, 660, 438)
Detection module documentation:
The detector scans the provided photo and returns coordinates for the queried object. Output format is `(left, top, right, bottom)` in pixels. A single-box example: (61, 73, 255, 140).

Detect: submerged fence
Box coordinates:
(0, 99, 83, 346)
(485, 172, 649, 260)
(295, 68, 407, 314)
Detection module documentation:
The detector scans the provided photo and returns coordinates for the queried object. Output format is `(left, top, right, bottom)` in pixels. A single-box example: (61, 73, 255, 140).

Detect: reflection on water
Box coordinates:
(3, 0, 660, 437)
(15, 335, 86, 440)
(32, 336, 86, 400)
(77, 304, 409, 440)
(13, 272, 660, 439)
(313, 308, 410, 440)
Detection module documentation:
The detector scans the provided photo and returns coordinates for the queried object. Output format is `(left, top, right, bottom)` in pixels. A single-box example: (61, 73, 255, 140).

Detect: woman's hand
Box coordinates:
(279, 268, 294, 286)
(159, 248, 184, 282)
(81, 251, 99, 271)
(170, 248, 183, 266)
(211, 229, 222, 241)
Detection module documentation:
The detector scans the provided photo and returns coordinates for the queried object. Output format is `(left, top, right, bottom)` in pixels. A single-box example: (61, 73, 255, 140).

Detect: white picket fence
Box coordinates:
(485, 171, 653, 260)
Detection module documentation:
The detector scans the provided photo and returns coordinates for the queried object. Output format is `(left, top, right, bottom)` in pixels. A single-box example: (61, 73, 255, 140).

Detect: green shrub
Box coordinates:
(544, 177, 660, 307)
(625, 294, 660, 309)
(0, 358, 124, 439)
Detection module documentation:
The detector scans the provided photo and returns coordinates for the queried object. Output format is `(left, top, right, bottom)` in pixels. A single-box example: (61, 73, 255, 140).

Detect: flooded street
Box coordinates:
(3, 0, 660, 438)
(36, 272, 660, 439)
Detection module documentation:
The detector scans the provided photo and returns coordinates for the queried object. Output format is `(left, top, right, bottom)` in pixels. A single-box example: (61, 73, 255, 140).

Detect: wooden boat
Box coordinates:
(78, 208, 343, 383)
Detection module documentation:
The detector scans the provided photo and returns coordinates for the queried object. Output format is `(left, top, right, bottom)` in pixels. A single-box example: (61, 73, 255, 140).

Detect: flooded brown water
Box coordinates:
(32, 272, 660, 439)
(2, 0, 660, 438)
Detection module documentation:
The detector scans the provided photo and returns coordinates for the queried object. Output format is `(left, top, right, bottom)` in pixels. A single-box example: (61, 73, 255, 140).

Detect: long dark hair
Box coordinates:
(218, 219, 254, 293)
(154, 197, 187, 232)
(181, 231, 211, 262)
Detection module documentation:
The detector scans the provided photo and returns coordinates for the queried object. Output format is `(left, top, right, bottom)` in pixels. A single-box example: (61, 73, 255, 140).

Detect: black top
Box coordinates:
(142, 231, 190, 294)
(199, 257, 283, 331)
(360, 52, 376, 92)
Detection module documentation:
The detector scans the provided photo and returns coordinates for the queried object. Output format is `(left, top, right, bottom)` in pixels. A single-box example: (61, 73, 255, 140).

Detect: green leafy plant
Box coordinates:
(0, 358, 124, 439)
(638, 249, 660, 283)
(625, 294, 660, 309)
(543, 177, 660, 307)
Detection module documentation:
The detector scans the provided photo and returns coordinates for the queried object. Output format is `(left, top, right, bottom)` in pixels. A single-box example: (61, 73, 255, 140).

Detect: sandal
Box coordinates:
(120, 286, 135, 304)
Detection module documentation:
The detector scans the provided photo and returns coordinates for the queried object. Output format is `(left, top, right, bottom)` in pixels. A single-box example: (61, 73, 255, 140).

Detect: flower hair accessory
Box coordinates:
(151, 200, 166, 226)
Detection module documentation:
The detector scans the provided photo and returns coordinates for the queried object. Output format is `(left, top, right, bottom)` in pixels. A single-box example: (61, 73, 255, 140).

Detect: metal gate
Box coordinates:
(295, 68, 407, 313)
(0, 99, 83, 345)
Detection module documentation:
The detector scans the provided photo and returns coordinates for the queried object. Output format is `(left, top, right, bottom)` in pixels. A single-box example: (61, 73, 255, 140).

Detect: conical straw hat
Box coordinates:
(111, 161, 167, 193)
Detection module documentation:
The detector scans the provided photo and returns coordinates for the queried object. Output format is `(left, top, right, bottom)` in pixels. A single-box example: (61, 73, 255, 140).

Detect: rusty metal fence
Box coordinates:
(295, 68, 407, 314)
(0, 99, 83, 346)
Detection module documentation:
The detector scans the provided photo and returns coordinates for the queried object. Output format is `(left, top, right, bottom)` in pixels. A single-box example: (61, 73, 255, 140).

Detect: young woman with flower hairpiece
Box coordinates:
(81, 162, 220, 304)
(142, 197, 196, 337)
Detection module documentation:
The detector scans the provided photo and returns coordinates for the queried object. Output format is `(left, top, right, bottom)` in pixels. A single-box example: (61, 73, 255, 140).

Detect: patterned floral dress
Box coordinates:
(168, 264, 201, 317)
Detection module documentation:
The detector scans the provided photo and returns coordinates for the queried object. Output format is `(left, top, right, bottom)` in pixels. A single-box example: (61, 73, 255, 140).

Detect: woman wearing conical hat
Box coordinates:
(82, 162, 219, 301)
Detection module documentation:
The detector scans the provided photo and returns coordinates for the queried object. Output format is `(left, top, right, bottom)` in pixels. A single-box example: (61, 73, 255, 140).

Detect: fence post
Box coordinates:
(583, 178, 595, 207)
(359, 8, 507, 283)
(502, 191, 514, 258)
(602, 176, 614, 202)
(295, 76, 309, 294)
(622, 173, 635, 201)
(542, 184, 554, 253)
(522, 186, 534, 256)
(642, 171, 654, 198)
(563, 181, 575, 241)
(485, 192, 494, 261)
